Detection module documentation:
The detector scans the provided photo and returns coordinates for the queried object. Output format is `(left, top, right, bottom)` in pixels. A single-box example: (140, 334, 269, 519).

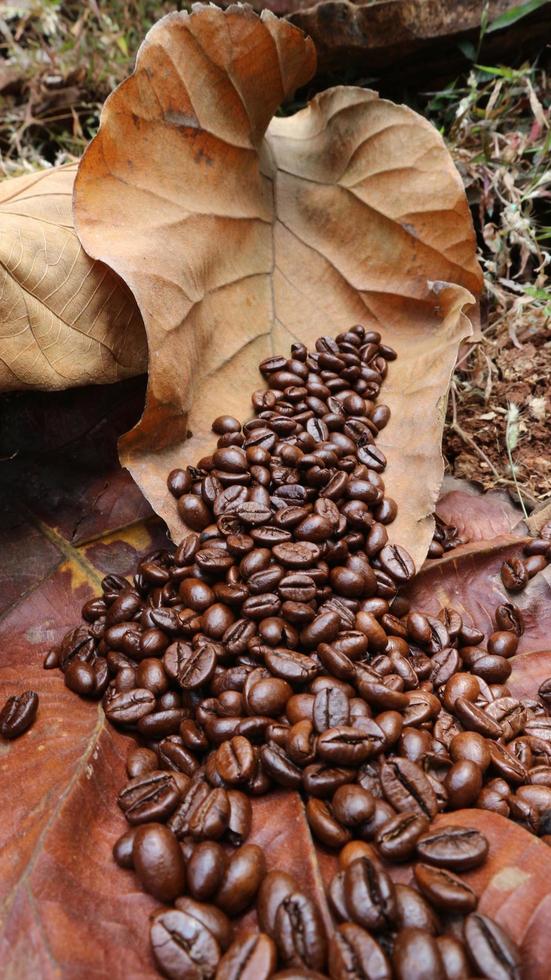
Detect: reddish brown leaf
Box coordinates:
(407, 535, 551, 653)
(436, 476, 524, 543)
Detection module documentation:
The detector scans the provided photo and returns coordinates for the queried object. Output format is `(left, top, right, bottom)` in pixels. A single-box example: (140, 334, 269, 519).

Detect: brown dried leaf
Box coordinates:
(2, 384, 551, 976)
(74, 3, 482, 570)
(0, 163, 146, 391)
(436, 476, 524, 543)
(407, 534, 551, 653)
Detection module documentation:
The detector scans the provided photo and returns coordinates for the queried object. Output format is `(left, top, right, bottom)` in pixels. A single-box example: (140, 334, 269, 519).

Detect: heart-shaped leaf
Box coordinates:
(74, 3, 482, 570)
(0, 164, 146, 391)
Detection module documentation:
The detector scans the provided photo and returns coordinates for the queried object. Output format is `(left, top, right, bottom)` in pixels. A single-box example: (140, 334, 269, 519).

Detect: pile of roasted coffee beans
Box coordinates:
(40, 326, 551, 978)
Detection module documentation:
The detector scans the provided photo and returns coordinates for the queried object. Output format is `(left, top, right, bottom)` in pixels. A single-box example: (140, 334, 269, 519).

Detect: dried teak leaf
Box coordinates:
(74, 4, 482, 570)
(0, 164, 146, 391)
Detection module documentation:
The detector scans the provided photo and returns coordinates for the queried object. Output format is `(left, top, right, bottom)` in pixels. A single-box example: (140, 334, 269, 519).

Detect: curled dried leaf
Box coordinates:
(74, 3, 482, 569)
(0, 164, 146, 391)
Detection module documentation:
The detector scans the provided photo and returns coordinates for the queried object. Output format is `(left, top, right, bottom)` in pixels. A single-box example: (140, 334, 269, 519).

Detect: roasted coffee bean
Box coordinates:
(247, 677, 292, 716)
(464, 913, 521, 980)
(380, 758, 438, 819)
(279, 573, 317, 602)
(215, 736, 255, 785)
(264, 647, 318, 684)
(379, 544, 415, 582)
(444, 760, 483, 809)
(488, 630, 519, 658)
(216, 931, 277, 980)
(257, 870, 297, 936)
(313, 687, 350, 733)
(157, 740, 199, 776)
(416, 825, 489, 871)
(449, 732, 490, 772)
(126, 746, 159, 779)
(104, 687, 155, 725)
(226, 789, 252, 845)
(495, 602, 524, 636)
(150, 907, 221, 980)
(303, 764, 356, 798)
(187, 841, 227, 900)
(344, 857, 397, 931)
(287, 719, 316, 767)
(414, 863, 477, 913)
(501, 557, 528, 592)
(328, 923, 392, 980)
(454, 697, 503, 739)
(274, 891, 327, 973)
(332, 784, 375, 827)
(175, 895, 232, 951)
(306, 798, 351, 848)
(189, 787, 231, 840)
(215, 843, 266, 915)
(260, 744, 302, 788)
(376, 812, 429, 862)
(118, 770, 181, 825)
(317, 724, 382, 766)
(65, 660, 97, 697)
(113, 827, 137, 869)
(394, 884, 440, 935)
(133, 822, 186, 901)
(436, 936, 470, 980)
(392, 927, 445, 980)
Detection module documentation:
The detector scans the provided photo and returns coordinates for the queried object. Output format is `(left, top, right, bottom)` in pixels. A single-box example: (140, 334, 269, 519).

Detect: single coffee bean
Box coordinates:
(331, 784, 375, 828)
(500, 558, 528, 592)
(435, 936, 470, 980)
(328, 922, 392, 980)
(216, 931, 277, 980)
(150, 907, 221, 980)
(260, 744, 302, 789)
(187, 841, 228, 900)
(104, 687, 155, 725)
(274, 891, 327, 973)
(376, 812, 429, 862)
(379, 544, 415, 583)
(464, 912, 521, 980)
(112, 827, 137, 869)
(416, 825, 489, 871)
(414, 862, 477, 913)
(444, 760, 483, 809)
(0, 690, 39, 738)
(189, 787, 231, 841)
(495, 602, 524, 636)
(215, 844, 266, 915)
(174, 895, 232, 951)
(394, 884, 440, 935)
(118, 770, 181, 825)
(257, 871, 297, 936)
(380, 758, 438, 820)
(392, 927, 445, 980)
(133, 822, 186, 901)
(306, 798, 351, 848)
(126, 746, 158, 779)
(344, 857, 397, 931)
(215, 736, 256, 785)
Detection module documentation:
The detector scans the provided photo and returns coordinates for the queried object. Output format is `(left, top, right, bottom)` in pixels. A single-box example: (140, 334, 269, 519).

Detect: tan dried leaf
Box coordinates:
(0, 163, 146, 391)
(74, 4, 482, 568)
